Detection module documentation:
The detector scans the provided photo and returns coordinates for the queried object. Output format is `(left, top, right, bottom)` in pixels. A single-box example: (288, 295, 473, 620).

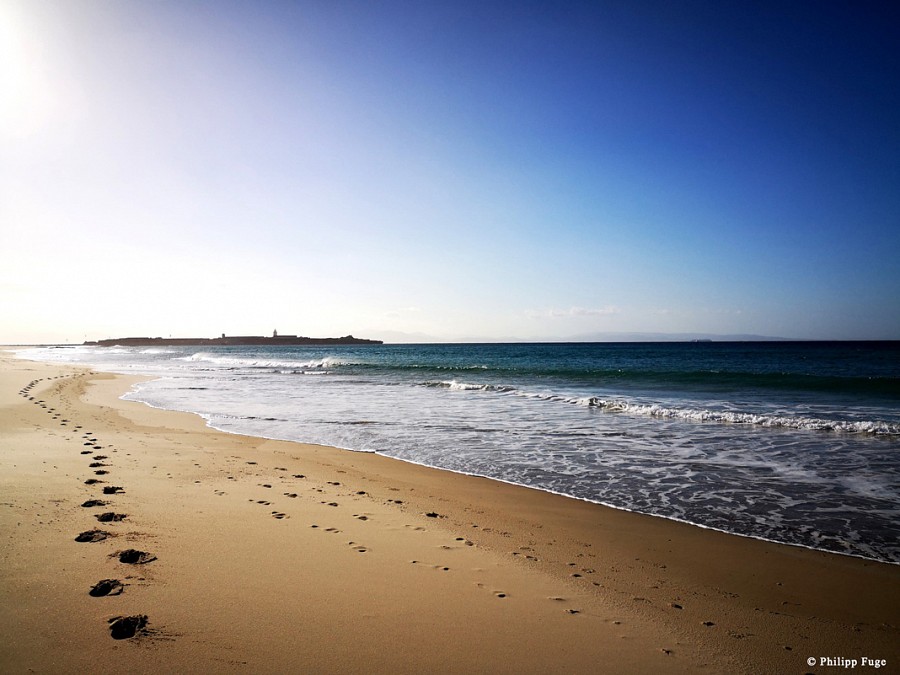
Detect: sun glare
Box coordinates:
(0, 3, 55, 138)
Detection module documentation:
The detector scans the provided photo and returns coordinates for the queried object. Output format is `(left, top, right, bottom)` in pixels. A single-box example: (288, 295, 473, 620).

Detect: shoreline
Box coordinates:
(120, 366, 899, 568)
(187, 412, 900, 569)
(2, 350, 898, 673)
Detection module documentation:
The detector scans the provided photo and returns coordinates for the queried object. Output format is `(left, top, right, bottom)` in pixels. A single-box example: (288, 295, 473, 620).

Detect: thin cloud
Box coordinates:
(384, 306, 422, 319)
(528, 306, 621, 319)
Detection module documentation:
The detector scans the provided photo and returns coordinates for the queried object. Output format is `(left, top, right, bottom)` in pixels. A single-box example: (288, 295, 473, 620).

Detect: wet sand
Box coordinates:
(1, 351, 898, 673)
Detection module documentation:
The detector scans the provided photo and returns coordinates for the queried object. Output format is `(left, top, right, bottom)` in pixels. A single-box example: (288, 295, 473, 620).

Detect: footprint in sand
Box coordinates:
(271, 512, 288, 519)
(103, 486, 125, 494)
(411, 561, 448, 570)
(95, 512, 127, 522)
(81, 499, 107, 508)
(75, 529, 111, 542)
(116, 549, 156, 564)
(89, 579, 125, 597)
(108, 615, 148, 640)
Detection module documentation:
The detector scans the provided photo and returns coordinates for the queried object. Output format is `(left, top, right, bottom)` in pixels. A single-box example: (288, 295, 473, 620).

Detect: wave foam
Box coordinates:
(181, 352, 347, 370)
(577, 397, 900, 435)
(426, 380, 516, 393)
(424, 379, 899, 435)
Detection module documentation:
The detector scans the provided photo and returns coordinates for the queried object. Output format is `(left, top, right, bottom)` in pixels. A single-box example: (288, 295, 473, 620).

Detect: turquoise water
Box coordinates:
(21, 341, 900, 563)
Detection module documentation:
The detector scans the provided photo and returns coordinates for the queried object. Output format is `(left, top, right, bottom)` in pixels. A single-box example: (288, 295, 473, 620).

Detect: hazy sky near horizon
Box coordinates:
(2, 0, 898, 343)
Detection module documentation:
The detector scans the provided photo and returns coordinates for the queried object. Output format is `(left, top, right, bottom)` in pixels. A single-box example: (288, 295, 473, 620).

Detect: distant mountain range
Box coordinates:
(365, 330, 793, 344)
(564, 331, 794, 343)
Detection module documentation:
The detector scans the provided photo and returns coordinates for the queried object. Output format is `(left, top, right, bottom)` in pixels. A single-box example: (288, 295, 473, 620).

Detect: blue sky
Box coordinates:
(2, 0, 898, 343)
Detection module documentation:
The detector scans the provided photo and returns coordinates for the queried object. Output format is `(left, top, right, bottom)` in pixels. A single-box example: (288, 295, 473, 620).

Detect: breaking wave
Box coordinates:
(180, 352, 348, 371)
(425, 380, 516, 393)
(427, 380, 900, 436)
(576, 396, 900, 435)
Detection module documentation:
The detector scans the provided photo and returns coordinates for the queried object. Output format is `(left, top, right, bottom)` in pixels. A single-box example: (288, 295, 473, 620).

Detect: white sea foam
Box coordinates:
(426, 380, 899, 436)
(427, 380, 516, 393)
(576, 396, 900, 435)
(411, 364, 490, 370)
(15, 345, 109, 363)
(181, 352, 346, 371)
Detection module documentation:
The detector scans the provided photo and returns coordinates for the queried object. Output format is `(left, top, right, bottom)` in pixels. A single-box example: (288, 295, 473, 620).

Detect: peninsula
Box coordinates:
(84, 332, 383, 347)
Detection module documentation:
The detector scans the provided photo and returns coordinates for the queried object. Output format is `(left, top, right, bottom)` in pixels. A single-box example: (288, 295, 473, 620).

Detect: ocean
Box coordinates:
(19, 341, 900, 564)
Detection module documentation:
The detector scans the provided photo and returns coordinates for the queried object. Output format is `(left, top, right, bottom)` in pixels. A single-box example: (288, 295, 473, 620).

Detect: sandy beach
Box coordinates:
(1, 350, 898, 674)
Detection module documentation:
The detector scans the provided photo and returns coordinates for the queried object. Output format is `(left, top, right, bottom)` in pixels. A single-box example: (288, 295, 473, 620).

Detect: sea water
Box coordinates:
(19, 341, 900, 564)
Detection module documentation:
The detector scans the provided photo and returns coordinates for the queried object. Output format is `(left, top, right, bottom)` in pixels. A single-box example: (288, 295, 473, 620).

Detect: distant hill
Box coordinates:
(366, 330, 793, 344)
(564, 332, 794, 343)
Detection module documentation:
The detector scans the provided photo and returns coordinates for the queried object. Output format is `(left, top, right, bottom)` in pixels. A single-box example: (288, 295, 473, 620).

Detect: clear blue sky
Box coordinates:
(2, 0, 898, 342)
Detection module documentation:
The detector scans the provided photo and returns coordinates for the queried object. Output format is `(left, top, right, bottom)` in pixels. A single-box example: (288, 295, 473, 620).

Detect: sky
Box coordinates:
(2, 0, 898, 343)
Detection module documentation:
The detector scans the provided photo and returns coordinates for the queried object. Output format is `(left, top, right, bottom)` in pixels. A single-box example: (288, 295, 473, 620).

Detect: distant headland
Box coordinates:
(84, 331, 383, 347)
